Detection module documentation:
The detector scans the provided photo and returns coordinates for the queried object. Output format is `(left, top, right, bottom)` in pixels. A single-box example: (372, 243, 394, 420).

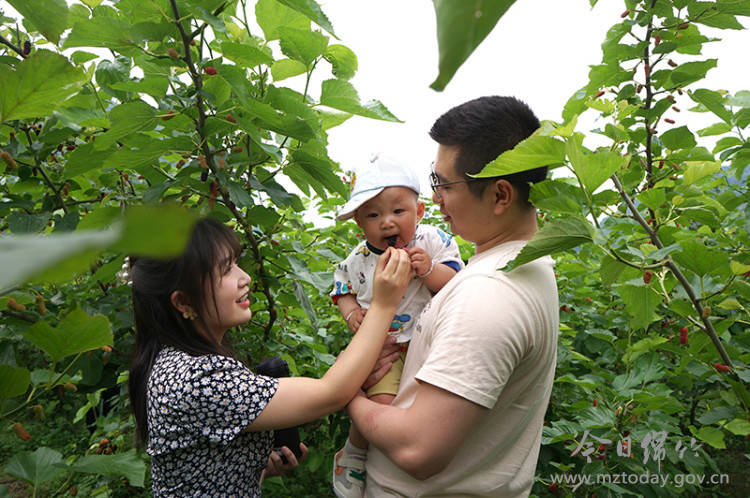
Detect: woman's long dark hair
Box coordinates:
(128, 217, 242, 446)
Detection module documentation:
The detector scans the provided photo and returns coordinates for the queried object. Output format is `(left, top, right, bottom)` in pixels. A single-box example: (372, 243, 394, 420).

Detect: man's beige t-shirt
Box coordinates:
(365, 241, 559, 497)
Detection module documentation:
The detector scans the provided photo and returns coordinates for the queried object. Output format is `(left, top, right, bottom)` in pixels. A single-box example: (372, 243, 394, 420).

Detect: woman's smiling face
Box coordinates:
(201, 251, 252, 341)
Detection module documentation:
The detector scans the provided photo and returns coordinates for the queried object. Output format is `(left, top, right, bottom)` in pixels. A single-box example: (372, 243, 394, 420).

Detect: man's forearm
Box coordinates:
(347, 396, 426, 477)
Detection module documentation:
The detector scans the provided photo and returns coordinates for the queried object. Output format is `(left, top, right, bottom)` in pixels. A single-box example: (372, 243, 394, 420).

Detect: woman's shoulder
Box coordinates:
(153, 347, 248, 382)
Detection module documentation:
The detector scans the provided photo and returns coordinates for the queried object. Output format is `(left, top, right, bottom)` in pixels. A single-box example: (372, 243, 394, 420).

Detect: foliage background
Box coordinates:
(1, 0, 749, 496)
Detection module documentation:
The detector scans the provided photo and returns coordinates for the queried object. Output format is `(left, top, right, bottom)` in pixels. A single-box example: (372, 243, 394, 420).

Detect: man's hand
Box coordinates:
(260, 443, 309, 483)
(346, 307, 367, 333)
(407, 247, 432, 277)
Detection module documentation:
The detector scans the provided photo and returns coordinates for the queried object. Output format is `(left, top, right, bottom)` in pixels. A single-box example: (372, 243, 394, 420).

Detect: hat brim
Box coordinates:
(336, 187, 385, 221)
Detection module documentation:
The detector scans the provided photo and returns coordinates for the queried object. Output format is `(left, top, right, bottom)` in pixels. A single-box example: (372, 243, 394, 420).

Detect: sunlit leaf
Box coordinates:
(7, 0, 68, 44)
(0, 51, 86, 122)
(503, 217, 594, 271)
(476, 135, 566, 178)
(277, 0, 336, 37)
(319, 79, 401, 122)
(430, 0, 518, 91)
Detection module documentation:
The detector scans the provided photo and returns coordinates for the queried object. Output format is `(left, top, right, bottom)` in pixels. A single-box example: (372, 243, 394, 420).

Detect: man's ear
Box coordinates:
(492, 179, 515, 215)
(170, 290, 191, 314)
(416, 200, 425, 223)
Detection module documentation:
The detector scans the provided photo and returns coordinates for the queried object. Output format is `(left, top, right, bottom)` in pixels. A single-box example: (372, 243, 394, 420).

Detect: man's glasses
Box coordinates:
(429, 170, 482, 200)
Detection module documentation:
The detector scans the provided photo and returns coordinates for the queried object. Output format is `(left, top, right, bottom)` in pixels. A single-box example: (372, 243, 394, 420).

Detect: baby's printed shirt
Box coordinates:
(331, 224, 464, 343)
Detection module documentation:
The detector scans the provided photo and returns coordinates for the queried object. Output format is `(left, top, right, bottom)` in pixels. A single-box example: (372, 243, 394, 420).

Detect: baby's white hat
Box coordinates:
(336, 153, 421, 221)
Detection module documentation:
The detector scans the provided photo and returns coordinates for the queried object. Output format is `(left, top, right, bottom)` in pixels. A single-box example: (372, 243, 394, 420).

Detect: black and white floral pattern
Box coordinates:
(146, 347, 278, 497)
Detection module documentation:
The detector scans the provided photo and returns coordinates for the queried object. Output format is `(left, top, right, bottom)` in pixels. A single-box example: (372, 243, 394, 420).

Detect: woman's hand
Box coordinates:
(371, 248, 412, 309)
(260, 443, 309, 483)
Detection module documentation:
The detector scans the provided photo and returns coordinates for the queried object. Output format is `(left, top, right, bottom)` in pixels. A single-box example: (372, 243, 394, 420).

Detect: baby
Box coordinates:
(330, 154, 463, 497)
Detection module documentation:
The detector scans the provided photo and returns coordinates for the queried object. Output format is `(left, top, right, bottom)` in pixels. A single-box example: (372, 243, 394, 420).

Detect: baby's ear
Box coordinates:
(416, 200, 425, 222)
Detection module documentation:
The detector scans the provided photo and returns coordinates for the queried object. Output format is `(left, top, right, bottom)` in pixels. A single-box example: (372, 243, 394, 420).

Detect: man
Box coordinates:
(346, 96, 559, 497)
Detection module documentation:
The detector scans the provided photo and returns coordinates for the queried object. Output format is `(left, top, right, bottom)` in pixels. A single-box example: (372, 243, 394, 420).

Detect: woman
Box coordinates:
(128, 217, 411, 496)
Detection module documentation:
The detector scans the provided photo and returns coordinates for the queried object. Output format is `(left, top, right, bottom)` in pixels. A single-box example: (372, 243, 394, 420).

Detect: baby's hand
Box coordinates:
(406, 247, 432, 277)
(346, 307, 367, 333)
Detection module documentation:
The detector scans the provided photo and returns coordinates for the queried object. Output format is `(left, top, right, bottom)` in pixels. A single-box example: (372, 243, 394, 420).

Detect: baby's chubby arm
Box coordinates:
(406, 247, 458, 293)
(337, 293, 367, 332)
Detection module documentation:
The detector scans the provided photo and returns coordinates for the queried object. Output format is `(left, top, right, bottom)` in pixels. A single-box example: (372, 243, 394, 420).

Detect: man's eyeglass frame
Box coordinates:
(429, 171, 483, 197)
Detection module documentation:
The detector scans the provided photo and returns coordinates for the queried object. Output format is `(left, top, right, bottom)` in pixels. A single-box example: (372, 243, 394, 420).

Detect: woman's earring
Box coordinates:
(182, 307, 198, 320)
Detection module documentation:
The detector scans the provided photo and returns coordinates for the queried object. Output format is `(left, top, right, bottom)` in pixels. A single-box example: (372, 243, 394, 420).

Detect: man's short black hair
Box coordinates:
(429, 96, 547, 205)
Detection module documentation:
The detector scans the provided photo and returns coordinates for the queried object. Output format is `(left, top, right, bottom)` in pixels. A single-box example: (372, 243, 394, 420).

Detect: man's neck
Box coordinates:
(474, 207, 538, 254)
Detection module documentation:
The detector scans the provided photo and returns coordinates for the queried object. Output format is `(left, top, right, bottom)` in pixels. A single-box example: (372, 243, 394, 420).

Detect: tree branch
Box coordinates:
(611, 173, 734, 368)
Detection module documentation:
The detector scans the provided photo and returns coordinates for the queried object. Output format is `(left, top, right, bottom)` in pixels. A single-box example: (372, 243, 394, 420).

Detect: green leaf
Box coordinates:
(616, 285, 662, 332)
(660, 125, 697, 150)
(503, 217, 593, 271)
(0, 51, 86, 122)
(255, 0, 310, 41)
(319, 79, 401, 122)
(293, 280, 318, 327)
(113, 205, 199, 258)
(690, 89, 733, 124)
(63, 16, 132, 49)
(673, 240, 729, 277)
(4, 447, 64, 486)
(64, 142, 116, 178)
(66, 450, 146, 487)
(600, 255, 627, 287)
(220, 42, 274, 67)
(430, 0, 518, 91)
(691, 425, 726, 449)
(697, 122, 732, 137)
(7, 212, 48, 234)
(724, 418, 750, 436)
(0, 230, 118, 294)
(225, 181, 255, 208)
(24, 308, 112, 363)
(277, 0, 336, 37)
(0, 365, 30, 401)
(271, 59, 308, 82)
(324, 44, 357, 80)
(286, 255, 330, 292)
(239, 99, 316, 141)
(476, 135, 566, 178)
(668, 59, 718, 88)
(566, 140, 626, 193)
(7, 0, 69, 44)
(528, 180, 586, 215)
(94, 101, 159, 150)
(683, 160, 721, 185)
(289, 149, 346, 197)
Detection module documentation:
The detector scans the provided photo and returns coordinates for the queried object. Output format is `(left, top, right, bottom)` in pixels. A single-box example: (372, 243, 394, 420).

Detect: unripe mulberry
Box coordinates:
(643, 271, 652, 284)
(1, 151, 18, 170)
(714, 363, 731, 372)
(13, 422, 30, 441)
(168, 48, 179, 59)
(7, 298, 26, 312)
(204, 66, 217, 75)
(35, 295, 47, 314)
